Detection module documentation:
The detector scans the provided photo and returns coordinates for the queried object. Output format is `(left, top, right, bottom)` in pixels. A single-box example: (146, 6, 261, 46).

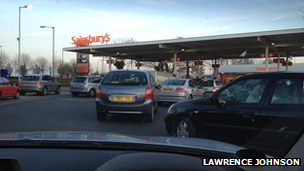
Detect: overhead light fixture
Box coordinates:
(181, 49, 185, 52)
(117, 52, 119, 55)
(271, 42, 275, 46)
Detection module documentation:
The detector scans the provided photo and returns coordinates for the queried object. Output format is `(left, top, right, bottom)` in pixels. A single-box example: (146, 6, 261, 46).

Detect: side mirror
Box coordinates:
(156, 85, 162, 89)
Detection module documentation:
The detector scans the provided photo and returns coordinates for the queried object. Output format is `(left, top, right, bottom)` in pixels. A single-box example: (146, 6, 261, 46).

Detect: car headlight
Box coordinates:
(166, 104, 177, 116)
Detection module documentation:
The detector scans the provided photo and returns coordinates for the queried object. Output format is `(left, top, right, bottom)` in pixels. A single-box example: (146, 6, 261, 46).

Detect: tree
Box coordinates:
(14, 53, 32, 76)
(31, 56, 49, 74)
(114, 60, 125, 69)
(6, 63, 13, 77)
(0, 50, 10, 69)
(69, 59, 77, 78)
(112, 37, 137, 44)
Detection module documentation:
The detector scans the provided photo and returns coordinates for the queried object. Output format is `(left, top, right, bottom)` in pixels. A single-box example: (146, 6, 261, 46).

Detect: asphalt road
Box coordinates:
(0, 89, 172, 137)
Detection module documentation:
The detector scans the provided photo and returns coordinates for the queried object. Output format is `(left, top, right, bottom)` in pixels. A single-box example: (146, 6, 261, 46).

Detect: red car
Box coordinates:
(0, 77, 20, 101)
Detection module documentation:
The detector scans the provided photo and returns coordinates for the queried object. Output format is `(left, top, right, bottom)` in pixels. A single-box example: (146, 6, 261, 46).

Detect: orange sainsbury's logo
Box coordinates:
(71, 33, 110, 44)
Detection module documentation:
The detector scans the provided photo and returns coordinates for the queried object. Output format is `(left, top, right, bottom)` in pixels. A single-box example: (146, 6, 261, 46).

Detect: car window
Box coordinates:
(3, 78, 10, 85)
(72, 77, 86, 83)
(270, 78, 303, 104)
(218, 78, 269, 104)
(149, 73, 156, 87)
(162, 80, 186, 86)
(189, 81, 196, 88)
(200, 80, 214, 87)
(88, 77, 95, 83)
(43, 76, 52, 81)
(0, 78, 4, 85)
(21, 76, 40, 81)
(93, 77, 102, 83)
(102, 72, 147, 85)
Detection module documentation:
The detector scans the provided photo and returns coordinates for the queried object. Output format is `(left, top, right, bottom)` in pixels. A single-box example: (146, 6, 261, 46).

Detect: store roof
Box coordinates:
(63, 28, 304, 62)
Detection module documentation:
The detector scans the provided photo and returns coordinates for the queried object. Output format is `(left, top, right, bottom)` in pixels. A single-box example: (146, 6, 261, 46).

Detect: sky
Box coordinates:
(1, 0, 304, 74)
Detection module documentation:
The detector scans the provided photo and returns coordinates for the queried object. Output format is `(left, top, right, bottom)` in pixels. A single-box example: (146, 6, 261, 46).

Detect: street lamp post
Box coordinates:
(18, 4, 31, 82)
(40, 26, 55, 78)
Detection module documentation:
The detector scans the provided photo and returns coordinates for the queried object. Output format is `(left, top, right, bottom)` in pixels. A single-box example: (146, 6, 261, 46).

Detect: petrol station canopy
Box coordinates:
(63, 28, 304, 63)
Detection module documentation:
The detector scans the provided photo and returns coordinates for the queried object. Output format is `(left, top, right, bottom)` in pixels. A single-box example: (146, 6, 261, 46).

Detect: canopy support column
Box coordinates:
(174, 51, 177, 78)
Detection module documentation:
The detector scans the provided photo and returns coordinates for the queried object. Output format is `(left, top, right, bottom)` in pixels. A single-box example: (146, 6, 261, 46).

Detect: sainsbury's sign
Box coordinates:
(71, 33, 110, 44)
(256, 66, 277, 70)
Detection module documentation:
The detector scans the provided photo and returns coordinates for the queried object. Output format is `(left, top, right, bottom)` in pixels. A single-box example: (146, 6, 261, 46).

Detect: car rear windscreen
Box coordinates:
(102, 72, 147, 85)
(162, 80, 186, 86)
(21, 76, 40, 81)
(198, 80, 213, 87)
(72, 77, 86, 83)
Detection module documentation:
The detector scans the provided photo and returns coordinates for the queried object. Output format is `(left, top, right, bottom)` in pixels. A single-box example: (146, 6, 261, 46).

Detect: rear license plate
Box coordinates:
(73, 85, 80, 87)
(162, 88, 173, 91)
(203, 88, 208, 91)
(24, 83, 32, 86)
(113, 96, 132, 101)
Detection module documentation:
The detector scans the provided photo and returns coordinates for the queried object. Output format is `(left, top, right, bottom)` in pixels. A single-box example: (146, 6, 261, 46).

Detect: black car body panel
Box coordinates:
(165, 72, 304, 157)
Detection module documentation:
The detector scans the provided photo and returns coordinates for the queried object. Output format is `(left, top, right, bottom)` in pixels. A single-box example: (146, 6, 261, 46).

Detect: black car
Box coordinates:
(165, 72, 304, 157)
(96, 70, 159, 122)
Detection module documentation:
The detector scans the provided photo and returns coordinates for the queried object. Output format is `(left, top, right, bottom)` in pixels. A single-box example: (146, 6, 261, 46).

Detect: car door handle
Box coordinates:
(243, 112, 254, 118)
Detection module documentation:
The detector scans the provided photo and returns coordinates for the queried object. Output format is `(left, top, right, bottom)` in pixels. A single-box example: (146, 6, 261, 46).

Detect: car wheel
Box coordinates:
(188, 95, 193, 100)
(72, 93, 79, 97)
(13, 91, 20, 99)
(146, 105, 154, 122)
(158, 101, 163, 106)
(55, 86, 61, 94)
(176, 117, 198, 138)
(97, 112, 106, 121)
(42, 86, 47, 96)
(89, 89, 96, 97)
(20, 91, 26, 95)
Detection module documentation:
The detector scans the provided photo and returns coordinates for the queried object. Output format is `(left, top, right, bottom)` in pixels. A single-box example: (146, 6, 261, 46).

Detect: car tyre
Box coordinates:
(146, 105, 154, 122)
(89, 89, 96, 97)
(13, 91, 20, 99)
(42, 86, 47, 96)
(176, 117, 198, 138)
(158, 101, 163, 106)
(97, 112, 106, 121)
(20, 91, 26, 95)
(55, 86, 61, 94)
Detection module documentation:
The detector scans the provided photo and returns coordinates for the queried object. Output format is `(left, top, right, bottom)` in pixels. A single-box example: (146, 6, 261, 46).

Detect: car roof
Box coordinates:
(108, 70, 149, 74)
(75, 75, 101, 78)
(24, 74, 49, 77)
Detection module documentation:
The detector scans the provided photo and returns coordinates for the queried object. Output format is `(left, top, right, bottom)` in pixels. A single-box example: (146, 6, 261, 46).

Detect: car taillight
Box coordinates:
(34, 82, 41, 85)
(175, 87, 185, 93)
(212, 87, 216, 92)
(84, 78, 87, 85)
(145, 86, 152, 99)
(96, 86, 101, 98)
(19, 81, 22, 84)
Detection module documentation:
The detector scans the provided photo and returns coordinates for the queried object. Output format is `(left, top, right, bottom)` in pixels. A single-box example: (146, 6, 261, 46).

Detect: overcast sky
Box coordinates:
(1, 0, 304, 72)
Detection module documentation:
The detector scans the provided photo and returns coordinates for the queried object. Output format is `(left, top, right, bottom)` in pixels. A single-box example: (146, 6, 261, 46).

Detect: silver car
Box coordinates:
(197, 79, 223, 96)
(70, 76, 102, 97)
(95, 70, 159, 122)
(158, 79, 204, 105)
(19, 74, 61, 96)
